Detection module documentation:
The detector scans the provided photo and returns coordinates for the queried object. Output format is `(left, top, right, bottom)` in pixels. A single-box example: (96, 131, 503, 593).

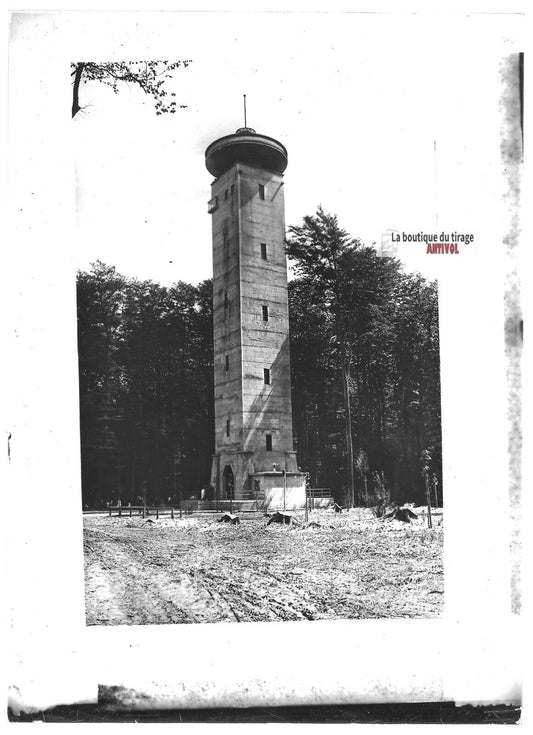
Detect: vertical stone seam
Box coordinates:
(236, 167, 245, 442)
(280, 177, 295, 456)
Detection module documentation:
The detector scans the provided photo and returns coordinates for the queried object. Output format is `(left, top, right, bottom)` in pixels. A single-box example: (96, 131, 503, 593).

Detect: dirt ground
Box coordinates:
(83, 507, 444, 625)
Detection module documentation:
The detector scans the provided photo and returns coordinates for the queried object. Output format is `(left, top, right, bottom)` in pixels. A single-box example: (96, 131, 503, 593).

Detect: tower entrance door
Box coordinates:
(222, 465, 235, 500)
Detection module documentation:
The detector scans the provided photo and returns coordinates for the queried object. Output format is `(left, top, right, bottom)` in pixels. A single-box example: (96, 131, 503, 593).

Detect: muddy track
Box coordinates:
(84, 528, 233, 625)
(83, 512, 444, 625)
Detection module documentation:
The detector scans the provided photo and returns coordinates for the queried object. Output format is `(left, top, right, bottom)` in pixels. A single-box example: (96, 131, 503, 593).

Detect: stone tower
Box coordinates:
(205, 126, 305, 508)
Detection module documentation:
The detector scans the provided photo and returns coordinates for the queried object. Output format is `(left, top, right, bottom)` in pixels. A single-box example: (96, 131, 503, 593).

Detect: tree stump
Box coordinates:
(383, 506, 418, 523)
(266, 511, 299, 526)
(218, 512, 240, 525)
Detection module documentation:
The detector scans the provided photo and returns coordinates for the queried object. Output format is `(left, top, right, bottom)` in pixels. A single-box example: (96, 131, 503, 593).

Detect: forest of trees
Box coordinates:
(77, 210, 441, 509)
(77, 263, 213, 508)
(287, 208, 441, 507)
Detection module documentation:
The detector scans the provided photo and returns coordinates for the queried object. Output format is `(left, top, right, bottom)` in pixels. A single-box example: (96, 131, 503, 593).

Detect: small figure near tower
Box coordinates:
(205, 103, 305, 510)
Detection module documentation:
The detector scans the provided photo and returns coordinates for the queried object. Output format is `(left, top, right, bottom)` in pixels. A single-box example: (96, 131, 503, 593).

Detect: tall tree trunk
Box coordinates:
(342, 347, 355, 507)
(72, 63, 85, 118)
(131, 438, 136, 502)
(316, 369, 328, 486)
(303, 409, 310, 472)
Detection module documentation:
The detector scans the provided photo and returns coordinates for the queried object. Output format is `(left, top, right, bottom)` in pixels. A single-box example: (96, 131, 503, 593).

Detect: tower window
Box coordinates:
(264, 368, 271, 385)
(266, 434, 272, 451)
(226, 419, 230, 437)
(231, 184, 235, 196)
(258, 184, 265, 200)
(225, 354, 229, 372)
(262, 305, 269, 322)
(260, 243, 267, 260)
(225, 188, 229, 200)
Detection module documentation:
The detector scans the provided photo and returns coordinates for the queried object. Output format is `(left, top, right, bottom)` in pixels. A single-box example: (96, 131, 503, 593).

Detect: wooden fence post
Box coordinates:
(424, 474, 433, 529)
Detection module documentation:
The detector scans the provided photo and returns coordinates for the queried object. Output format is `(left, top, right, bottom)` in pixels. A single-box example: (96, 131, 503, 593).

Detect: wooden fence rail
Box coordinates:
(108, 504, 180, 519)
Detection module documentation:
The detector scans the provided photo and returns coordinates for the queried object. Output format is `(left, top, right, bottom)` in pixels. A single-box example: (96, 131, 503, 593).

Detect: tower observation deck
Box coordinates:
(205, 127, 288, 178)
(205, 125, 305, 510)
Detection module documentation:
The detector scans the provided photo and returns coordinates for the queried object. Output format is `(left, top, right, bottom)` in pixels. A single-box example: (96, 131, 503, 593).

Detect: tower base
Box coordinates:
(210, 451, 306, 509)
(250, 471, 306, 511)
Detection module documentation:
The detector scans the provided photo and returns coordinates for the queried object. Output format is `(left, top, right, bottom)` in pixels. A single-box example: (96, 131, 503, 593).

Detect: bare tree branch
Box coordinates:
(71, 60, 191, 118)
